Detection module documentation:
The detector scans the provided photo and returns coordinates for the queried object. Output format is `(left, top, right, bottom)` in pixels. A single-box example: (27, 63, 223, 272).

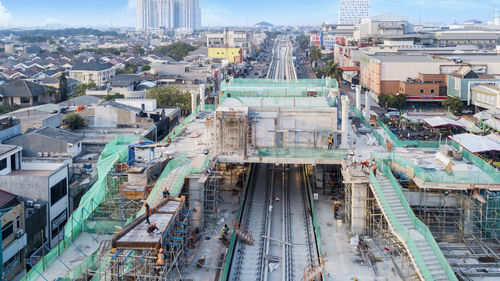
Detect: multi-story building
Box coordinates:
(338, 0, 370, 25)
(136, 0, 201, 33)
(0, 145, 69, 249)
(69, 62, 116, 86)
(207, 30, 252, 58)
(0, 189, 27, 281)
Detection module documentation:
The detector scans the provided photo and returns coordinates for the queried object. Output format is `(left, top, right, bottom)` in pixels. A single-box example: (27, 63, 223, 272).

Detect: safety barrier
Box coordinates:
(221, 164, 253, 281)
(369, 164, 457, 281)
(377, 119, 439, 148)
(370, 159, 458, 281)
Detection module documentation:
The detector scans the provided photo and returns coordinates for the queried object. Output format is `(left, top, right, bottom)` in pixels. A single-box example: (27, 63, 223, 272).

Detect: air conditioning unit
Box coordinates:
(26, 200, 34, 208)
(43, 152, 49, 157)
(37, 152, 43, 157)
(15, 229, 24, 238)
(34, 203, 41, 210)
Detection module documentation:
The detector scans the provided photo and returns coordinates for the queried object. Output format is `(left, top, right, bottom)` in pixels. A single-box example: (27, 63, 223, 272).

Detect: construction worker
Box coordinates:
(148, 222, 159, 235)
(372, 162, 377, 177)
(156, 248, 165, 266)
(166, 136, 171, 144)
(360, 160, 369, 172)
(371, 157, 376, 167)
(222, 224, 229, 236)
(144, 202, 152, 224)
(333, 201, 341, 219)
(328, 134, 334, 150)
(162, 187, 170, 199)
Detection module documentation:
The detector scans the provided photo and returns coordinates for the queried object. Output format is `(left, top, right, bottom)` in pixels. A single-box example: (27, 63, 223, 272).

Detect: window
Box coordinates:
(50, 179, 67, 206)
(0, 158, 6, 170)
(33, 96, 38, 103)
(20, 97, 30, 103)
(419, 89, 424, 94)
(51, 210, 67, 238)
(2, 221, 14, 240)
(430, 89, 435, 94)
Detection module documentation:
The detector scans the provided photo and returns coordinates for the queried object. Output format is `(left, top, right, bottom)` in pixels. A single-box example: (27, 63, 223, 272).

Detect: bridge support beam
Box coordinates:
(351, 182, 368, 235)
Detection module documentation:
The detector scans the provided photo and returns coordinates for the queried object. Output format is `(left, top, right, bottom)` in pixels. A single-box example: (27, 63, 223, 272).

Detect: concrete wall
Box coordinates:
(0, 124, 21, 143)
(94, 106, 136, 127)
(250, 107, 338, 149)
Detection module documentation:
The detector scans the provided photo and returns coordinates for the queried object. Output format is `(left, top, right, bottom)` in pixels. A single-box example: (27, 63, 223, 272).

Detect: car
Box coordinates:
(350, 84, 356, 90)
(341, 81, 348, 85)
(461, 109, 473, 114)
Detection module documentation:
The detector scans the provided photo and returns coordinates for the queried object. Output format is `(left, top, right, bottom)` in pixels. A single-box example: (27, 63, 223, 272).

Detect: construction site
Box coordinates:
(24, 35, 500, 281)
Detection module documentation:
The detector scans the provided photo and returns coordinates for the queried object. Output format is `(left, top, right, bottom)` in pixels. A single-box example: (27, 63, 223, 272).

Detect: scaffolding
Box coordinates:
(79, 198, 193, 280)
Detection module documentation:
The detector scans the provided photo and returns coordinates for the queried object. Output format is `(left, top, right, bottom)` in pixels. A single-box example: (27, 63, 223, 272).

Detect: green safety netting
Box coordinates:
(219, 95, 334, 108)
(24, 136, 143, 281)
(255, 147, 347, 159)
(163, 105, 201, 142)
(449, 140, 500, 183)
(377, 119, 439, 149)
(369, 162, 457, 281)
(374, 151, 497, 185)
(221, 164, 252, 281)
(350, 106, 386, 146)
(220, 78, 337, 98)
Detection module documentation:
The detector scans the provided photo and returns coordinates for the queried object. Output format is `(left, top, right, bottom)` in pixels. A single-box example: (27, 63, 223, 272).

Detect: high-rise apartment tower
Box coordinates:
(136, 0, 200, 32)
(338, 0, 370, 25)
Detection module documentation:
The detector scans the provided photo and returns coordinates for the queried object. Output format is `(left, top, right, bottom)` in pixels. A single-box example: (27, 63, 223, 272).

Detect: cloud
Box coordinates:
(0, 1, 12, 26)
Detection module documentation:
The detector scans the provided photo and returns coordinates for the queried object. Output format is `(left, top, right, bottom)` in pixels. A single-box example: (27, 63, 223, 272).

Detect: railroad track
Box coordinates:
(228, 164, 319, 281)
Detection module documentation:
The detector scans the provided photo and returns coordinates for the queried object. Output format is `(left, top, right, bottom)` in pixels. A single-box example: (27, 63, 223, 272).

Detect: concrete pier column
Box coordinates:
(199, 85, 205, 111)
(351, 183, 368, 235)
(364, 91, 371, 120)
(355, 85, 361, 112)
(341, 96, 349, 149)
(191, 91, 197, 114)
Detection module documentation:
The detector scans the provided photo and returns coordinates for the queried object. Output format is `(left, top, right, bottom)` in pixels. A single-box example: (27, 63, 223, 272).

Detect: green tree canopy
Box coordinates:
(59, 74, 69, 101)
(378, 93, 407, 110)
(442, 96, 464, 115)
(133, 45, 145, 55)
(64, 114, 85, 130)
(154, 42, 197, 60)
(309, 45, 321, 62)
(146, 86, 192, 116)
(297, 35, 310, 50)
(74, 81, 98, 96)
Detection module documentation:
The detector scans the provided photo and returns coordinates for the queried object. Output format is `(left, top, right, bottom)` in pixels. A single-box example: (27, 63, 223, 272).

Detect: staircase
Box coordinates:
(371, 174, 454, 281)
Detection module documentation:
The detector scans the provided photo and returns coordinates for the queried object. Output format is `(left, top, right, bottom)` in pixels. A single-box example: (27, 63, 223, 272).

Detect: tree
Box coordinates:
(297, 35, 310, 50)
(116, 63, 139, 74)
(103, 93, 124, 100)
(74, 81, 97, 96)
(442, 96, 464, 115)
(378, 93, 407, 110)
(64, 114, 85, 130)
(324, 60, 343, 85)
(133, 45, 145, 55)
(146, 86, 192, 116)
(59, 74, 69, 101)
(154, 42, 197, 60)
(142, 64, 151, 71)
(309, 45, 321, 63)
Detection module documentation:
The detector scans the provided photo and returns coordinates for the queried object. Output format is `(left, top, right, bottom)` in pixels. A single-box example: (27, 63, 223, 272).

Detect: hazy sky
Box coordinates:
(0, 0, 498, 28)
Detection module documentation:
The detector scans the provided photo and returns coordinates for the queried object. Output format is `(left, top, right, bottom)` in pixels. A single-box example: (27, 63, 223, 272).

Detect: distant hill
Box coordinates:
(254, 21, 273, 28)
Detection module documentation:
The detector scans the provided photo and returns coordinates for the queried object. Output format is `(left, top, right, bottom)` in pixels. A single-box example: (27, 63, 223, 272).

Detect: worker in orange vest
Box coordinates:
(156, 248, 165, 266)
(372, 162, 377, 177)
(144, 202, 152, 224)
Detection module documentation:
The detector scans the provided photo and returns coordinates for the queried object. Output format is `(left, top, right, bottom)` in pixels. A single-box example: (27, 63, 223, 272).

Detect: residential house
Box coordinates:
(4, 127, 84, 158)
(0, 80, 54, 107)
(69, 62, 116, 86)
(0, 117, 21, 144)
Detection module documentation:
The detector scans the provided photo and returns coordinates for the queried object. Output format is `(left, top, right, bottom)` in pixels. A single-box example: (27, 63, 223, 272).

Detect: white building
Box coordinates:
(338, 0, 370, 25)
(69, 62, 116, 86)
(207, 30, 252, 57)
(0, 145, 69, 249)
(136, 0, 201, 33)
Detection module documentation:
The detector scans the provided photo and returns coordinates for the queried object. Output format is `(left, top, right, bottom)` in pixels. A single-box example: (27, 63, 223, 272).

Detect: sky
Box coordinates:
(0, 0, 498, 28)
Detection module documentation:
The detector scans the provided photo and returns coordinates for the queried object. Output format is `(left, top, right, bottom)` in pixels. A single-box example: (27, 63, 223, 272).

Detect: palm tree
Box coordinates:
(325, 60, 343, 86)
(309, 45, 322, 63)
